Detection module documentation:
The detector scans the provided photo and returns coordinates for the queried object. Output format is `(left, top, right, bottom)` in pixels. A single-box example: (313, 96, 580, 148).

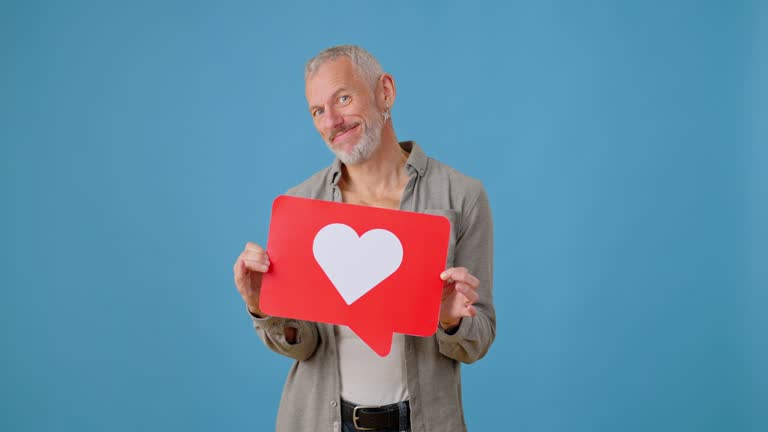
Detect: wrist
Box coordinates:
(439, 318, 461, 333)
(247, 303, 265, 318)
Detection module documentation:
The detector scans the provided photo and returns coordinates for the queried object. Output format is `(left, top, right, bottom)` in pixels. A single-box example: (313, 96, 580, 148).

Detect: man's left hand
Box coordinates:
(438, 267, 480, 332)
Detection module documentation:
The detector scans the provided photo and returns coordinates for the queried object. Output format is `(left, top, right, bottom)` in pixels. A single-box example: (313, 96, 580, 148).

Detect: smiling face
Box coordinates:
(305, 57, 383, 165)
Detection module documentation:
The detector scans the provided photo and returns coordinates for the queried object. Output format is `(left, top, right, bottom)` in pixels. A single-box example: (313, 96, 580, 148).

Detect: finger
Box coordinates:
(233, 257, 243, 274)
(465, 304, 477, 317)
(448, 269, 479, 289)
(243, 259, 269, 273)
(456, 283, 479, 304)
(240, 251, 271, 266)
(234, 256, 252, 277)
(242, 248, 268, 262)
(440, 268, 460, 281)
(244, 242, 264, 253)
(242, 255, 269, 267)
(440, 267, 469, 281)
(234, 260, 252, 284)
(464, 273, 480, 289)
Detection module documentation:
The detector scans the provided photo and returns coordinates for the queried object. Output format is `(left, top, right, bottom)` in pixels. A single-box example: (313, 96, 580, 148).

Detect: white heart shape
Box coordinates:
(312, 223, 403, 305)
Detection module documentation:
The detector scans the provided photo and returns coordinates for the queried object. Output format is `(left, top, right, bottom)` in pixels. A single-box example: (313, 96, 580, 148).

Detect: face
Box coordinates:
(306, 57, 383, 165)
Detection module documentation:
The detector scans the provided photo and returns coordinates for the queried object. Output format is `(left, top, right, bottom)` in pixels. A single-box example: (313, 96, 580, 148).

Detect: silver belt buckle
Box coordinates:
(352, 405, 378, 431)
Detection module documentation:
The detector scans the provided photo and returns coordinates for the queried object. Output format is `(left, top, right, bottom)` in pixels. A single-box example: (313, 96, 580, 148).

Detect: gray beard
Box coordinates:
(326, 112, 384, 166)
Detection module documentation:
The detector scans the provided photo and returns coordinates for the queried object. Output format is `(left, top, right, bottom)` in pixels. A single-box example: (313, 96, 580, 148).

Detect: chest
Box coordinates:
(339, 187, 404, 210)
(341, 191, 402, 210)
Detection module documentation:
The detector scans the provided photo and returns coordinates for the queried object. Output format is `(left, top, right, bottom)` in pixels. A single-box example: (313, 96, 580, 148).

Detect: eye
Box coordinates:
(339, 95, 350, 104)
(313, 108, 324, 117)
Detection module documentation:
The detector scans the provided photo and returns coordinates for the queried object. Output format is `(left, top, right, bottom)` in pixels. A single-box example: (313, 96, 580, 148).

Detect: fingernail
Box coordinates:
(440, 272, 447, 280)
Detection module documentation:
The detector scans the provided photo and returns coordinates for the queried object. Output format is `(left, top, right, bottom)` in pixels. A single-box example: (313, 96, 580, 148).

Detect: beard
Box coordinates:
(324, 109, 384, 166)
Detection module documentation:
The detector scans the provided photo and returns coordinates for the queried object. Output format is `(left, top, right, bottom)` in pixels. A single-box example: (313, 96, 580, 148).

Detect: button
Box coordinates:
(330, 401, 337, 407)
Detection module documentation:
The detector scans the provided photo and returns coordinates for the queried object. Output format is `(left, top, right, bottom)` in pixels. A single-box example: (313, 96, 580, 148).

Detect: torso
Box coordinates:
(335, 174, 411, 405)
(335, 326, 410, 405)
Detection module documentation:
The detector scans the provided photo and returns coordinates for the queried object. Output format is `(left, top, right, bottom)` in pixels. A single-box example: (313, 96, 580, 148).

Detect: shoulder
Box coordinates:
(425, 156, 488, 205)
(285, 165, 335, 200)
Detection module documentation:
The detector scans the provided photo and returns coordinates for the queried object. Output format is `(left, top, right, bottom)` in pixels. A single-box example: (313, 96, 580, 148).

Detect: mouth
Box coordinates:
(331, 123, 361, 143)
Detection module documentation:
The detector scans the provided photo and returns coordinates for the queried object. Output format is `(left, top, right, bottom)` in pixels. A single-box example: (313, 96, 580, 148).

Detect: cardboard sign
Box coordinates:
(259, 196, 451, 356)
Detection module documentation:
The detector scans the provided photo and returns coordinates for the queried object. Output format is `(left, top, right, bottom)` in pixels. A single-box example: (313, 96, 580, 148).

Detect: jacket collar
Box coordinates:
(329, 141, 427, 186)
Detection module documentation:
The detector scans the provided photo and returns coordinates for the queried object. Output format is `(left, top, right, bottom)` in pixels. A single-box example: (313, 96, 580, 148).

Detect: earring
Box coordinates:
(382, 104, 391, 121)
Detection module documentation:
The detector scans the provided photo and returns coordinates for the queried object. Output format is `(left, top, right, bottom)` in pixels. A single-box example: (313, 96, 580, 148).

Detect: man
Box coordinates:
(233, 45, 495, 432)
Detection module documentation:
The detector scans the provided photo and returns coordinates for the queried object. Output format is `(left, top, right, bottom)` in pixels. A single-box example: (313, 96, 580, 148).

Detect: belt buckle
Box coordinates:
(352, 405, 378, 431)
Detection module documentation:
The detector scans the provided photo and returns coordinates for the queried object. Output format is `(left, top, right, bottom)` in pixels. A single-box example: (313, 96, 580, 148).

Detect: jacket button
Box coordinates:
(330, 401, 337, 407)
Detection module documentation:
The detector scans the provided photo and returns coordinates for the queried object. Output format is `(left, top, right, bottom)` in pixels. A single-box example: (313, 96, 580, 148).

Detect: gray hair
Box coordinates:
(305, 45, 384, 89)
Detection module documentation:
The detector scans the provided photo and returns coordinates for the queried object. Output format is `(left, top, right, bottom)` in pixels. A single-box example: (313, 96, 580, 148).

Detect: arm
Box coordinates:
(249, 310, 320, 361)
(234, 243, 320, 361)
(435, 187, 496, 363)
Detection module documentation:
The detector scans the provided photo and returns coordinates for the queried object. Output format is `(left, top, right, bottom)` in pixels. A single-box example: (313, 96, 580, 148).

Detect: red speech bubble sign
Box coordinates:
(259, 196, 451, 356)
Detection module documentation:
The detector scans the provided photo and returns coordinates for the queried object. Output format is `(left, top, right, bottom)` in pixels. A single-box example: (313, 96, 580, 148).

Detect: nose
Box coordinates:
(321, 106, 344, 131)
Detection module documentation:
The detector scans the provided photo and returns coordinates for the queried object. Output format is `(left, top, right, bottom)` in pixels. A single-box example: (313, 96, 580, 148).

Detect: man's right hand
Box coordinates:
(234, 242, 271, 318)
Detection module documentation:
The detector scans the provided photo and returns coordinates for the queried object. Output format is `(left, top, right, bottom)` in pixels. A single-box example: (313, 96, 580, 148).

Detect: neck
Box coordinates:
(340, 125, 409, 195)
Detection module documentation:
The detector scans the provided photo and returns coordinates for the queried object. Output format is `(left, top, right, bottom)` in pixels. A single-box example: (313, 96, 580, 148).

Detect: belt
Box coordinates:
(341, 399, 410, 431)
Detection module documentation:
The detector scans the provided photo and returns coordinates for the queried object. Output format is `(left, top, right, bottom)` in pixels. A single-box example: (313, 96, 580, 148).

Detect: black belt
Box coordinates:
(341, 399, 410, 431)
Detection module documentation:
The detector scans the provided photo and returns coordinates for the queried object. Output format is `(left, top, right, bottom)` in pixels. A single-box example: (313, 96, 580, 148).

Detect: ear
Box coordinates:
(377, 73, 396, 109)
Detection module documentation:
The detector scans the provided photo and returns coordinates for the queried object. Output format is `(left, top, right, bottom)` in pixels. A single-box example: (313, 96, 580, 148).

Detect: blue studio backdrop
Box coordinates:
(1, 1, 765, 431)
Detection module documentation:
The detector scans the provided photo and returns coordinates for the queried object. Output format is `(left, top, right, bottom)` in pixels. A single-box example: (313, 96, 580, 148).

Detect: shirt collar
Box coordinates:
(329, 141, 427, 186)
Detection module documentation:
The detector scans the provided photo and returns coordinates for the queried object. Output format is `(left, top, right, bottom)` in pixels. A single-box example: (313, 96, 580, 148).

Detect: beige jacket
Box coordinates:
(251, 141, 496, 432)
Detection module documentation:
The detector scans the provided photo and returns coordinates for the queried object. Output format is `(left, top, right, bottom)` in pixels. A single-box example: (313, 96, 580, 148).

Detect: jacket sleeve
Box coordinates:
(245, 185, 329, 362)
(436, 186, 496, 363)
(250, 310, 320, 361)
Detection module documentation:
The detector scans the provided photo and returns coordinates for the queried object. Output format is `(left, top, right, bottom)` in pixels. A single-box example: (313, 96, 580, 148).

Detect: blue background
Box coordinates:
(1, 1, 765, 431)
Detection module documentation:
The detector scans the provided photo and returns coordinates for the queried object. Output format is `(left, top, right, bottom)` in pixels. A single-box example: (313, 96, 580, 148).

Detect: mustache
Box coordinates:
(330, 123, 360, 141)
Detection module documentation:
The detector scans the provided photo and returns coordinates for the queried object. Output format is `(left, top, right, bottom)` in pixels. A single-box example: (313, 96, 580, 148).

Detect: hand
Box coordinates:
(439, 267, 480, 332)
(233, 242, 271, 317)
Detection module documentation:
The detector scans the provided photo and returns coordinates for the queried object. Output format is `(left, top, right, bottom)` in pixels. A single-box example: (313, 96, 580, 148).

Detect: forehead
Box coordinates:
(305, 57, 367, 104)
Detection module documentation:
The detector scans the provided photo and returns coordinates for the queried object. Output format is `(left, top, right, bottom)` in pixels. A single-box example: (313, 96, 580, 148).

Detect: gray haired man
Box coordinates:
(233, 45, 495, 432)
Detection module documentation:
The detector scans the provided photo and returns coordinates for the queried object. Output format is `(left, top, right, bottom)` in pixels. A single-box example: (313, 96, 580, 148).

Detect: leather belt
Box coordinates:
(341, 399, 410, 431)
